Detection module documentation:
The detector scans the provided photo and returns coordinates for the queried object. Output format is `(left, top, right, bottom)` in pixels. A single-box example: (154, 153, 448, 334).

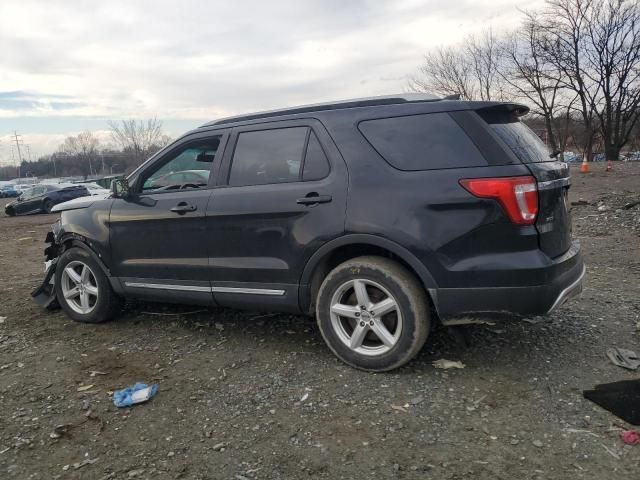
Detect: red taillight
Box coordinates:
(459, 176, 538, 225)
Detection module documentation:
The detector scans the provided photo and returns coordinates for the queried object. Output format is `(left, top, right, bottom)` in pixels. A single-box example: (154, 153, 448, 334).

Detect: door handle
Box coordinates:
(296, 193, 332, 205)
(170, 202, 197, 214)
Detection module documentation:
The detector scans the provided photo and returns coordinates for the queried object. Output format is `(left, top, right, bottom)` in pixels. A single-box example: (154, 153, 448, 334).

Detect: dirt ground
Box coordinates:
(1, 163, 639, 480)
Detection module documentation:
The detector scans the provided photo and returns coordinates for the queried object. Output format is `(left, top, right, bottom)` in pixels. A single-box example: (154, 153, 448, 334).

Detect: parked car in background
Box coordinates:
(14, 184, 37, 193)
(562, 152, 581, 164)
(0, 185, 20, 198)
(623, 151, 640, 162)
(83, 182, 112, 196)
(143, 169, 210, 190)
(5, 184, 89, 216)
(32, 94, 584, 371)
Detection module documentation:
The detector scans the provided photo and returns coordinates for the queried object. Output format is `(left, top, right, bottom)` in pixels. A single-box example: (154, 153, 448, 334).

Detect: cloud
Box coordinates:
(0, 0, 544, 160)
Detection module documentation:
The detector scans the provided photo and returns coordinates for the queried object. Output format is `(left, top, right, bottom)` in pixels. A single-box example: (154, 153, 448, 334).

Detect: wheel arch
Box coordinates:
(59, 236, 123, 295)
(59, 236, 112, 277)
(299, 234, 438, 315)
(42, 196, 53, 211)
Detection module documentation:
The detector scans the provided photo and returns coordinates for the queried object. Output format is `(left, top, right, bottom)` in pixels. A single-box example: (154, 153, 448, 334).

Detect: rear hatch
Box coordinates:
(478, 107, 572, 258)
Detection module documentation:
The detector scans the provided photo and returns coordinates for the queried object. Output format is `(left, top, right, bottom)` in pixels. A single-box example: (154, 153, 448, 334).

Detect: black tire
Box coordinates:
(55, 247, 122, 323)
(5, 206, 15, 216)
(43, 198, 54, 213)
(316, 256, 430, 372)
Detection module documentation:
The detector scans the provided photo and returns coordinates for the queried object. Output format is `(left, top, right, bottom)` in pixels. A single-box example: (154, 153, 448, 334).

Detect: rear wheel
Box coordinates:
(55, 247, 122, 323)
(316, 256, 430, 371)
(43, 199, 54, 213)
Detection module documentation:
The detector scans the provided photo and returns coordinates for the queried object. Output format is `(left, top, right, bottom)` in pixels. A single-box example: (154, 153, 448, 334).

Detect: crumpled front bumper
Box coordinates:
(31, 224, 62, 310)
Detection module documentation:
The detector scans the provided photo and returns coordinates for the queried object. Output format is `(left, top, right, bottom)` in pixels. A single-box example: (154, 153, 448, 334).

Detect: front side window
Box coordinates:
(141, 138, 220, 192)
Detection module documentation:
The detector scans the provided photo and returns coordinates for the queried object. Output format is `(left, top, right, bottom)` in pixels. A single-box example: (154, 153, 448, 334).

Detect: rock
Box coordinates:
(213, 442, 226, 451)
(432, 359, 465, 369)
(410, 396, 424, 405)
(532, 440, 543, 448)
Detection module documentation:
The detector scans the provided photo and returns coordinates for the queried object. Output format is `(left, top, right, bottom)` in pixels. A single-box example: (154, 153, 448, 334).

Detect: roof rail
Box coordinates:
(201, 93, 441, 127)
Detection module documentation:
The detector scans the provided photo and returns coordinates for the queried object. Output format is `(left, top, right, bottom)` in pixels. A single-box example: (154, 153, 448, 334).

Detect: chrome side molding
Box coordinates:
(537, 177, 571, 191)
(547, 265, 586, 313)
(124, 282, 285, 296)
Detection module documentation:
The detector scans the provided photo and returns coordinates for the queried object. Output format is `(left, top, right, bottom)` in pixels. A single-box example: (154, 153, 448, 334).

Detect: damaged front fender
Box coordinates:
(31, 221, 62, 310)
(31, 257, 59, 310)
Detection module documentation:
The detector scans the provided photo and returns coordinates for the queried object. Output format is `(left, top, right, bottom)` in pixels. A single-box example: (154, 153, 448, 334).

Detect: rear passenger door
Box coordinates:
(206, 119, 347, 311)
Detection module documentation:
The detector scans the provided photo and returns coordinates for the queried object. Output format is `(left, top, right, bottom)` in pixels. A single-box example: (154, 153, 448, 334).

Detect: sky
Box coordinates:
(0, 0, 544, 164)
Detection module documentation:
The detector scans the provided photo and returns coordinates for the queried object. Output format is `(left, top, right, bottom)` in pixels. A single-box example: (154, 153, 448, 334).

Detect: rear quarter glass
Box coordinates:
(477, 110, 552, 164)
(357, 112, 487, 171)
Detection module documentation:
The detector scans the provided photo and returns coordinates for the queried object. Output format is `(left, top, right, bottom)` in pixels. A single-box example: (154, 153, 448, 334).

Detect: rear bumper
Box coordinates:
(433, 241, 585, 318)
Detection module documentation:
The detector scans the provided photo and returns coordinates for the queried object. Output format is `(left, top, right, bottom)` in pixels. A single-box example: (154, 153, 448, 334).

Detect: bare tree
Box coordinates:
(409, 30, 508, 101)
(499, 13, 576, 157)
(537, 0, 603, 163)
(536, 0, 640, 164)
(108, 118, 166, 165)
(60, 131, 100, 178)
(584, 0, 640, 161)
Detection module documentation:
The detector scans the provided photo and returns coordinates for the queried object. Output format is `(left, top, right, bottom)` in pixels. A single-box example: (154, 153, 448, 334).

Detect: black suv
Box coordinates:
(33, 94, 584, 371)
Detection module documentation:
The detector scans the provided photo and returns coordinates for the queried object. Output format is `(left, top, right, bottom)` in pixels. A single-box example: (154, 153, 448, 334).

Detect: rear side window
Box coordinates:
(487, 120, 551, 164)
(229, 127, 307, 186)
(358, 113, 486, 171)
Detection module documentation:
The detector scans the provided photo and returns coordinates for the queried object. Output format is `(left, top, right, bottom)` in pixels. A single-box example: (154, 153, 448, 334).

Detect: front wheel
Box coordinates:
(316, 256, 431, 372)
(55, 247, 122, 323)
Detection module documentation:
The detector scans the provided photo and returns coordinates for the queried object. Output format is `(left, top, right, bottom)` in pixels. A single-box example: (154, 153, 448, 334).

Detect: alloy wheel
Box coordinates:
(329, 278, 402, 356)
(60, 260, 99, 315)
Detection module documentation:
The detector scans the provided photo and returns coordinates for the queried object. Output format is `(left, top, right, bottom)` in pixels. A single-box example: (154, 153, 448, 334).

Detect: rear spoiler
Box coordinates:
(475, 103, 530, 123)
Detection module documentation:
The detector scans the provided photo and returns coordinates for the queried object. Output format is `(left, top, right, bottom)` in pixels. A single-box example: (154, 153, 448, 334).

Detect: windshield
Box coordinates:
(20, 188, 36, 199)
(490, 121, 551, 164)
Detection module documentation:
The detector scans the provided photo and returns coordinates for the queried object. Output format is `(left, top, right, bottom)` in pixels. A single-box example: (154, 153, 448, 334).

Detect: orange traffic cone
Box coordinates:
(580, 159, 590, 173)
(606, 160, 613, 172)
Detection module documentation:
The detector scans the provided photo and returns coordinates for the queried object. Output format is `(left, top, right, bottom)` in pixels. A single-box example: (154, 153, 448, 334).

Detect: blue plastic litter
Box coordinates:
(112, 382, 159, 408)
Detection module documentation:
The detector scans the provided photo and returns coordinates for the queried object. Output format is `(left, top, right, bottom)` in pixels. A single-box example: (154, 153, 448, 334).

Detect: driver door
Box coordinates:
(109, 132, 227, 305)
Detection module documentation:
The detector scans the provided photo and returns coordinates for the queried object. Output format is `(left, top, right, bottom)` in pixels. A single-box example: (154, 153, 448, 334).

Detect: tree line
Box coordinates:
(408, 0, 640, 163)
(0, 118, 172, 180)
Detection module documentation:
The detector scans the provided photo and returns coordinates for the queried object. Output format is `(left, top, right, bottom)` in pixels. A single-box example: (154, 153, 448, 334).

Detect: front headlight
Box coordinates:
(51, 219, 62, 241)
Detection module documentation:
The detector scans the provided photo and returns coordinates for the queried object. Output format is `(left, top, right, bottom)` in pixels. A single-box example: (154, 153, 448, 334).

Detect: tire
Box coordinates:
(55, 247, 122, 323)
(316, 256, 430, 372)
(43, 199, 54, 213)
(5, 206, 15, 217)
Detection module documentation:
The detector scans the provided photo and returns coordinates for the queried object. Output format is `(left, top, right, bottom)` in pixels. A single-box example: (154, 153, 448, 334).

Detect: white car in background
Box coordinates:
(83, 182, 111, 196)
(14, 184, 37, 193)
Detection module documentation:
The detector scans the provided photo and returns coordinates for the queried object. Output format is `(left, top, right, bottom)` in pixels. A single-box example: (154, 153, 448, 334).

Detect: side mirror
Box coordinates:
(111, 177, 132, 199)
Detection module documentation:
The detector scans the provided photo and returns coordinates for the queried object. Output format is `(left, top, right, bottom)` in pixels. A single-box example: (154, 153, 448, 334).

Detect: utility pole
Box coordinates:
(51, 153, 58, 177)
(12, 132, 24, 178)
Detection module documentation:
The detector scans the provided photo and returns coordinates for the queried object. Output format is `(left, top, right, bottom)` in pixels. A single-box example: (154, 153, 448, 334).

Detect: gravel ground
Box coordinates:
(1, 163, 639, 479)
